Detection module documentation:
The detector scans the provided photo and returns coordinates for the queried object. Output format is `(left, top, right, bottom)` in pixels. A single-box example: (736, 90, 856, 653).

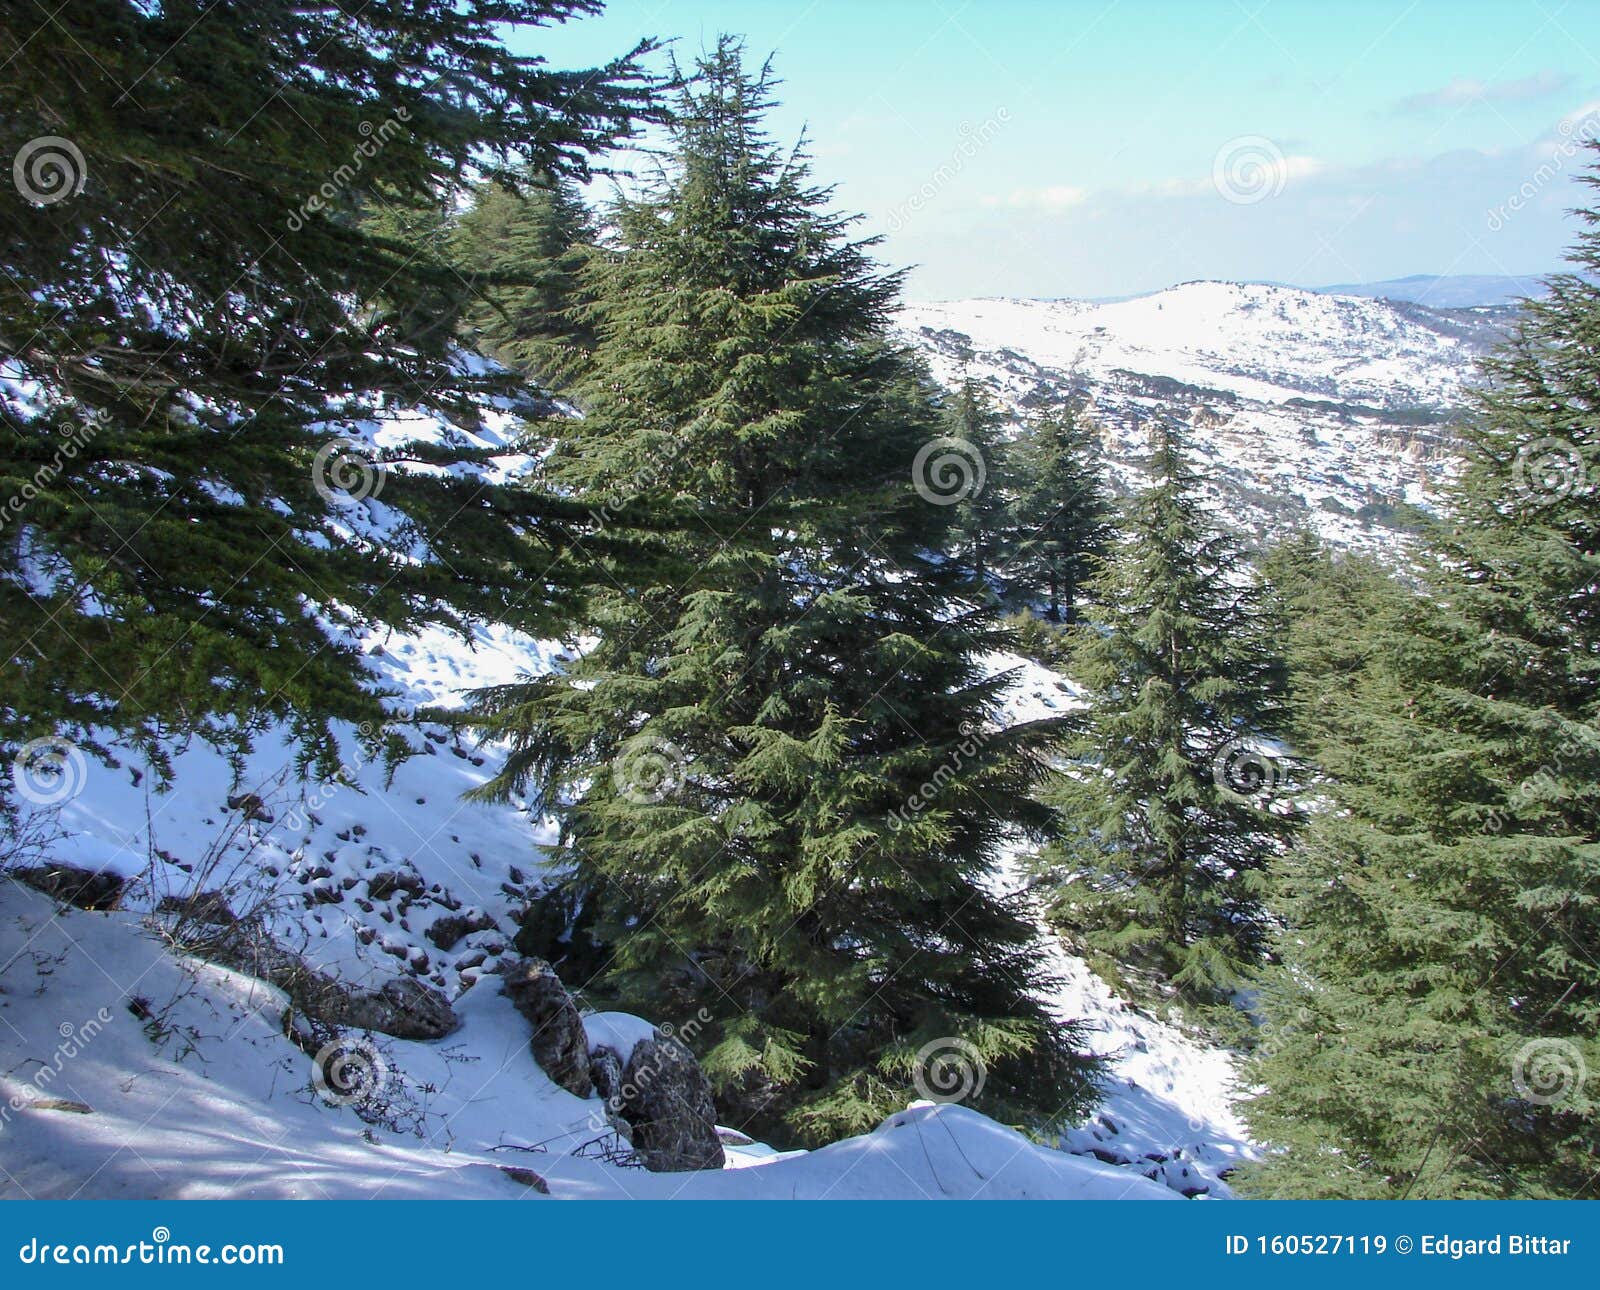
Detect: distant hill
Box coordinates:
(898, 281, 1511, 555)
(1311, 273, 1547, 308)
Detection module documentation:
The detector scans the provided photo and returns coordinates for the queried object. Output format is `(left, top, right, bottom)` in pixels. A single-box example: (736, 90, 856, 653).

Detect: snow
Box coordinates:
(0, 319, 1279, 1201)
(899, 280, 1506, 557)
(582, 1012, 659, 1061)
(0, 574, 1255, 1202)
(0, 613, 1249, 1200)
(0, 886, 1172, 1200)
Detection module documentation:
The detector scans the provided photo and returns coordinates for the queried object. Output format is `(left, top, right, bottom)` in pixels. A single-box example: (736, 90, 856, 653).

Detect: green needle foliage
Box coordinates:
(944, 378, 1015, 596)
(0, 1, 659, 785)
(1242, 162, 1600, 1199)
(470, 38, 1098, 1145)
(1031, 422, 1297, 1016)
(455, 172, 599, 389)
(1009, 402, 1111, 624)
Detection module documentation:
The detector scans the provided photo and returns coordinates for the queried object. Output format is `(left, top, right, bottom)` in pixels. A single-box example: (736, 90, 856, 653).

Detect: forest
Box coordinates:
(1, 0, 1596, 1202)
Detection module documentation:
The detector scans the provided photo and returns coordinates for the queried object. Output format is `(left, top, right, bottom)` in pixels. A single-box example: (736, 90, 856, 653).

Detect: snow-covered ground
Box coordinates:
(0, 883, 1177, 1200)
(0, 618, 1250, 1202)
(899, 280, 1507, 555)
(1, 323, 1272, 1201)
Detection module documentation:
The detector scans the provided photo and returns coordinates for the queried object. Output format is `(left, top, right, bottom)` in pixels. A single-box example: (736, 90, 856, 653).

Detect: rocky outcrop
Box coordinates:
(194, 918, 459, 1041)
(425, 910, 497, 952)
(324, 976, 458, 1040)
(11, 864, 125, 911)
(500, 958, 592, 1098)
(590, 1032, 725, 1173)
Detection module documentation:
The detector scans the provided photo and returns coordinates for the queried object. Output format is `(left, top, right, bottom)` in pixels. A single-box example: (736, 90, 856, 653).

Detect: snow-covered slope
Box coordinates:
(0, 884, 1178, 1200)
(2, 620, 1250, 1201)
(2, 347, 1255, 1201)
(899, 281, 1511, 553)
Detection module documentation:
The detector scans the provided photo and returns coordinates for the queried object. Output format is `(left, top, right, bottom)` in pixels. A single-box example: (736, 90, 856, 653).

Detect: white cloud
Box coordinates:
(1394, 70, 1572, 113)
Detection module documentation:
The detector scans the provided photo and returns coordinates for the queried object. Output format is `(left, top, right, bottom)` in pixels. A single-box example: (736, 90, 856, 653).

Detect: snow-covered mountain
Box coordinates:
(899, 280, 1514, 553)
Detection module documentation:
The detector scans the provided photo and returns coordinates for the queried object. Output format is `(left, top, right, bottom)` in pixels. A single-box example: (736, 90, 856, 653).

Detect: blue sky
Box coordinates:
(523, 0, 1600, 299)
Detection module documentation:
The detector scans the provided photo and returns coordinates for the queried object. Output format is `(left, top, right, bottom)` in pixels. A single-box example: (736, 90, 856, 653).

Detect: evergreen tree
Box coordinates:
(1009, 403, 1110, 623)
(455, 173, 598, 387)
(1031, 422, 1296, 1012)
(1243, 168, 1600, 1198)
(943, 379, 1014, 596)
(471, 39, 1098, 1144)
(0, 1, 659, 785)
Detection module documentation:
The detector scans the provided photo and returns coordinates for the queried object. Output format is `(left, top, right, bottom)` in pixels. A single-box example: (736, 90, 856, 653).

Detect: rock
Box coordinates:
(501, 958, 592, 1098)
(368, 871, 425, 902)
(499, 1165, 550, 1194)
(588, 1047, 626, 1113)
(12, 864, 125, 911)
(199, 923, 458, 1041)
(609, 1036, 725, 1172)
(225, 792, 273, 823)
(425, 910, 497, 952)
(326, 977, 459, 1040)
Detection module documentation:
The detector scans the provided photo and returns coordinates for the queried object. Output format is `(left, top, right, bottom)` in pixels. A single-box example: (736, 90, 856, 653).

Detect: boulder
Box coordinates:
(324, 976, 459, 1040)
(198, 922, 459, 1041)
(605, 1035, 725, 1173)
(11, 864, 125, 911)
(367, 870, 425, 902)
(501, 958, 592, 1097)
(425, 910, 497, 952)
